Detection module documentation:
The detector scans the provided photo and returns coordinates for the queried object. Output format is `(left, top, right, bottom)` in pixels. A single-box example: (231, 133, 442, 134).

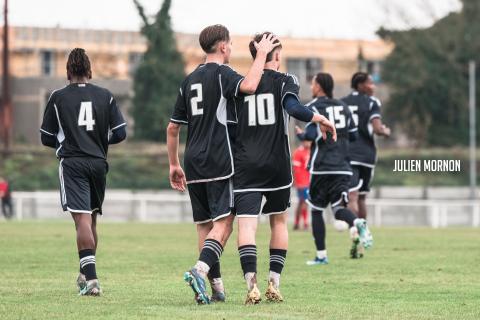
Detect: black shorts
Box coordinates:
(59, 157, 108, 215)
(234, 188, 291, 217)
(349, 165, 374, 194)
(187, 179, 233, 224)
(307, 174, 350, 211)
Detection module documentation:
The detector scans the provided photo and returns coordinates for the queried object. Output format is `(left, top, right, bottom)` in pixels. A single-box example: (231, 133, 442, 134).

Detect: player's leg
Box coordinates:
(358, 194, 368, 219)
(307, 209, 328, 265)
(235, 191, 262, 304)
(263, 188, 290, 302)
(196, 221, 225, 302)
(331, 176, 373, 257)
(293, 188, 302, 230)
(357, 166, 374, 219)
(306, 175, 329, 265)
(301, 189, 309, 230)
(184, 179, 234, 304)
(348, 166, 362, 215)
(61, 158, 101, 296)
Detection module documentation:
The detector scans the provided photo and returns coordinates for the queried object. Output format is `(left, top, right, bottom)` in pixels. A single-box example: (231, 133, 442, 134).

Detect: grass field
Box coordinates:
(0, 221, 479, 320)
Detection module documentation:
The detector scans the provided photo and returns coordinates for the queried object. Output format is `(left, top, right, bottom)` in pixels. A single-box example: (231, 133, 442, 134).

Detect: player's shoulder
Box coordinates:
(282, 72, 299, 85)
(369, 95, 382, 107)
(87, 83, 113, 102)
(47, 85, 70, 101)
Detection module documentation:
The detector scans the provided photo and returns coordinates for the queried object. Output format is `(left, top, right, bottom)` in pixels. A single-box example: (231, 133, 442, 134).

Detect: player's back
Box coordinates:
(50, 83, 124, 159)
(341, 92, 381, 164)
(233, 70, 294, 190)
(307, 96, 355, 174)
(173, 63, 243, 183)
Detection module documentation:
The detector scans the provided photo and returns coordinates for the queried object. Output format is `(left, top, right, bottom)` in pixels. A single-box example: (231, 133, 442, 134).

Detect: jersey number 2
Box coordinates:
(78, 102, 95, 131)
(191, 83, 203, 116)
(245, 93, 275, 126)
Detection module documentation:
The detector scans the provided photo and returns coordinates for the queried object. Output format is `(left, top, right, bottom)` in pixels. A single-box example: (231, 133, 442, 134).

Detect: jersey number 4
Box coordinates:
(245, 93, 275, 126)
(78, 102, 95, 131)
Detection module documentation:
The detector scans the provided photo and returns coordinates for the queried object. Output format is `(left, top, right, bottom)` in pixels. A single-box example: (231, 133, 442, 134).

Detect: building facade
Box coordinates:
(0, 26, 392, 144)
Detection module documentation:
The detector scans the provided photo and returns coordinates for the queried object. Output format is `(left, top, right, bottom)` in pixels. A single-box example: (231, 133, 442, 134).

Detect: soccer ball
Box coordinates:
(333, 219, 349, 232)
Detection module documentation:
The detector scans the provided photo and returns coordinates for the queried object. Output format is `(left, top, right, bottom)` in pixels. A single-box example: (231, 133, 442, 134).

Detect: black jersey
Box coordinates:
(306, 96, 356, 175)
(341, 91, 382, 166)
(170, 63, 244, 184)
(40, 83, 126, 159)
(233, 70, 299, 191)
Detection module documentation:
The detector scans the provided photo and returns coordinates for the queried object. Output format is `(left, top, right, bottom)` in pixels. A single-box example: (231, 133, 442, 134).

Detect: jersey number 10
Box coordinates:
(245, 93, 275, 126)
(78, 101, 95, 131)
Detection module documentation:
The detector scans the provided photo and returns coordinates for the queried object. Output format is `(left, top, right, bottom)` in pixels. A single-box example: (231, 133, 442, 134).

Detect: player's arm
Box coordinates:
(167, 122, 186, 192)
(167, 85, 188, 192)
(369, 98, 391, 137)
(108, 95, 127, 144)
(295, 124, 318, 142)
(239, 34, 281, 94)
(40, 93, 59, 149)
(283, 94, 336, 141)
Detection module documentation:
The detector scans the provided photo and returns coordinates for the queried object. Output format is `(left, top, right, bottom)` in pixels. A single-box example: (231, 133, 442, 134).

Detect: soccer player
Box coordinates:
(0, 176, 13, 219)
(166, 25, 280, 305)
(233, 33, 336, 304)
(40, 48, 127, 296)
(342, 72, 391, 219)
(297, 73, 373, 264)
(292, 140, 311, 231)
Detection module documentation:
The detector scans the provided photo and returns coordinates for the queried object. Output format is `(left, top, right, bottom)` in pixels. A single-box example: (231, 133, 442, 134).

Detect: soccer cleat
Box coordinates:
(210, 290, 226, 303)
(245, 283, 262, 305)
(306, 256, 329, 265)
(76, 273, 87, 292)
(265, 281, 283, 302)
(355, 218, 373, 249)
(184, 269, 210, 305)
(350, 237, 362, 259)
(78, 279, 101, 296)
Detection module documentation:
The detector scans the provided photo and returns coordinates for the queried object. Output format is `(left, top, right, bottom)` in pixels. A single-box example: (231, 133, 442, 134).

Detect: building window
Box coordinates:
(359, 60, 382, 83)
(41, 50, 55, 76)
(286, 58, 322, 82)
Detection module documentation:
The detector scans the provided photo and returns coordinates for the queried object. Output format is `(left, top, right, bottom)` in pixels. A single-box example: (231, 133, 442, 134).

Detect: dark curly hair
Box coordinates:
(66, 48, 92, 80)
(314, 72, 334, 98)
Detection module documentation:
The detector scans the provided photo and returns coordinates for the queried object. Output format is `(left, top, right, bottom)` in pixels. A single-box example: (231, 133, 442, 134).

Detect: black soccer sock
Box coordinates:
(208, 261, 221, 280)
(311, 210, 326, 251)
(79, 249, 97, 281)
(238, 245, 257, 275)
(269, 249, 287, 274)
(334, 207, 357, 227)
(199, 239, 224, 268)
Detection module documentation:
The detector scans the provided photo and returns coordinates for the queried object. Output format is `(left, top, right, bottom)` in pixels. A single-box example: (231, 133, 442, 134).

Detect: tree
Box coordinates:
(378, 0, 479, 146)
(132, 0, 185, 141)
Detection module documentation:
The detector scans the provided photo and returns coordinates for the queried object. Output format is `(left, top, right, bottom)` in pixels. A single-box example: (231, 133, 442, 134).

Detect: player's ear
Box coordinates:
(218, 41, 227, 54)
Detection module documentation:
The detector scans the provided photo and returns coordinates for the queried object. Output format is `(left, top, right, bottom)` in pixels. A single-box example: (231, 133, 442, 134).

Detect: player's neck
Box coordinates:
(70, 77, 89, 84)
(264, 61, 279, 71)
(204, 53, 225, 65)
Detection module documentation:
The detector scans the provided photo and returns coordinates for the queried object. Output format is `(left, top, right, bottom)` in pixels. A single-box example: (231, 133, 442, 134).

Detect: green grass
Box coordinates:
(0, 222, 479, 319)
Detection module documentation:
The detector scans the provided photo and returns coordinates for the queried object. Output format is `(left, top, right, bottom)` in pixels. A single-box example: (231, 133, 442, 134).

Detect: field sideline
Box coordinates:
(0, 221, 479, 319)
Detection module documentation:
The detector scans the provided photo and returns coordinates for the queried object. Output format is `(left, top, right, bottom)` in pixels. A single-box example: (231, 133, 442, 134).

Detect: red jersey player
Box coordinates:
(292, 139, 311, 230)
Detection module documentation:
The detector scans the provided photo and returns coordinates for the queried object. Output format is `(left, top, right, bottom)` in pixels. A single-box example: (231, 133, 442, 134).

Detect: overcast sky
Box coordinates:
(9, 0, 461, 39)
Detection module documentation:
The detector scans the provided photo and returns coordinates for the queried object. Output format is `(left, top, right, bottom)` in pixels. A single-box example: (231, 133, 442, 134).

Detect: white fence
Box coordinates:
(5, 190, 480, 228)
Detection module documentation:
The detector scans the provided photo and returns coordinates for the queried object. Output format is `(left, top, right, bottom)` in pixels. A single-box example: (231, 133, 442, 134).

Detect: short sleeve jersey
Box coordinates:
(232, 70, 300, 191)
(40, 83, 126, 159)
(170, 63, 244, 184)
(341, 91, 382, 165)
(306, 96, 356, 175)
